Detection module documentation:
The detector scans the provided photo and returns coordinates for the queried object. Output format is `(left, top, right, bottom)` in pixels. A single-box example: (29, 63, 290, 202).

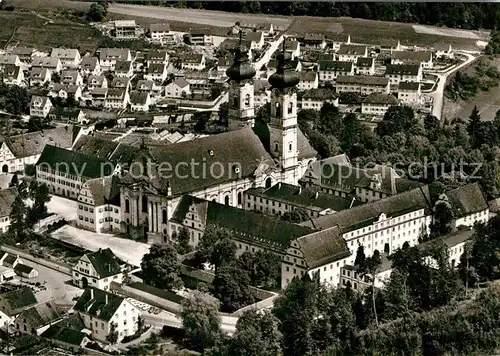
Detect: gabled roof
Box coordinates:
(327, 33, 350, 43)
(30, 67, 49, 79)
(148, 63, 166, 74)
(146, 50, 168, 61)
(337, 75, 389, 86)
(386, 64, 420, 76)
(88, 75, 106, 86)
(318, 60, 353, 72)
(32, 57, 60, 69)
(398, 81, 421, 91)
(80, 56, 99, 70)
(129, 90, 149, 105)
(0, 287, 37, 316)
(136, 79, 155, 91)
(73, 287, 125, 321)
(99, 48, 131, 61)
(0, 54, 19, 65)
(172, 195, 315, 250)
(16, 300, 61, 328)
(14, 263, 35, 274)
(3, 253, 18, 265)
(115, 60, 132, 72)
(183, 53, 204, 64)
(111, 77, 130, 88)
(85, 176, 121, 206)
(338, 44, 367, 55)
(107, 88, 126, 99)
(356, 57, 374, 67)
(445, 183, 488, 218)
(295, 226, 351, 269)
(302, 88, 338, 100)
(30, 95, 51, 108)
(362, 93, 399, 105)
(246, 31, 263, 43)
(392, 50, 432, 62)
(0, 187, 18, 217)
(41, 325, 87, 346)
(50, 48, 80, 60)
(84, 248, 123, 278)
(285, 40, 299, 51)
(4, 64, 21, 79)
(170, 78, 189, 88)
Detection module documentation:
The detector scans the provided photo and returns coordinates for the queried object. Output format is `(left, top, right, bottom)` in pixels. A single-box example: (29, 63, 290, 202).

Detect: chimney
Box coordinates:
(105, 294, 109, 305)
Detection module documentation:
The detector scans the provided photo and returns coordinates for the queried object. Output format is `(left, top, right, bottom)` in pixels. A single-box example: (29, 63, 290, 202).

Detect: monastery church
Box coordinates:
(120, 40, 318, 243)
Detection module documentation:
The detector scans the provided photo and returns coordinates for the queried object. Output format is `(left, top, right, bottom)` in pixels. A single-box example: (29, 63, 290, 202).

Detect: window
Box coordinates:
(244, 93, 250, 107)
(125, 199, 130, 213)
(288, 101, 293, 114)
(162, 209, 167, 224)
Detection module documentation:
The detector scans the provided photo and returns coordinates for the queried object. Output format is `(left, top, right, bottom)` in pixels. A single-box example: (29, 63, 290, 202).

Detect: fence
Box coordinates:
(0, 245, 72, 276)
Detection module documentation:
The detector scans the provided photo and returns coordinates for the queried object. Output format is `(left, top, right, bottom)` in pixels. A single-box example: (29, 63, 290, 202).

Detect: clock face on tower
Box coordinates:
(272, 88, 281, 96)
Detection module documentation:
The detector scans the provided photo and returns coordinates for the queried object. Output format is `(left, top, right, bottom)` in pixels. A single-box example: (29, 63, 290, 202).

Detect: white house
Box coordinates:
(165, 78, 190, 98)
(149, 23, 175, 44)
(72, 248, 126, 291)
(115, 61, 133, 78)
(136, 79, 162, 99)
(2, 65, 24, 86)
(80, 57, 101, 76)
(335, 75, 390, 94)
(297, 71, 318, 91)
(385, 64, 422, 85)
(14, 300, 62, 335)
(61, 70, 83, 86)
(397, 81, 423, 106)
(433, 43, 453, 59)
(145, 63, 167, 83)
(87, 75, 108, 91)
(337, 44, 368, 62)
(355, 57, 375, 75)
(114, 20, 140, 40)
(32, 57, 62, 73)
(380, 39, 401, 54)
(74, 287, 141, 343)
(328, 33, 351, 51)
(50, 84, 83, 102)
(0, 287, 37, 330)
(392, 51, 433, 69)
(181, 53, 205, 71)
(129, 91, 151, 112)
(30, 95, 53, 118)
(105, 88, 129, 109)
(285, 40, 300, 59)
(50, 48, 81, 68)
(145, 50, 169, 67)
(301, 88, 339, 110)
(246, 31, 264, 50)
(98, 48, 132, 71)
(318, 61, 354, 82)
(0, 188, 15, 230)
(361, 93, 399, 116)
(0, 54, 21, 72)
(30, 67, 51, 86)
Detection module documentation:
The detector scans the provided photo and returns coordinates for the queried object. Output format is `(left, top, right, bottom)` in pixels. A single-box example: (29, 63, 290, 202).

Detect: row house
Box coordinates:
(80, 56, 101, 76)
(98, 48, 132, 71)
(2, 64, 24, 86)
(145, 63, 167, 83)
(392, 50, 433, 69)
(149, 23, 175, 44)
(61, 70, 83, 86)
(115, 61, 134, 78)
(301, 88, 339, 110)
(318, 61, 354, 82)
(130, 91, 151, 111)
(361, 93, 399, 116)
(50, 84, 83, 102)
(397, 81, 423, 106)
(337, 44, 368, 62)
(30, 67, 51, 86)
(87, 75, 108, 91)
(165, 78, 190, 98)
(105, 88, 129, 110)
(30, 95, 53, 118)
(72, 248, 126, 290)
(51, 48, 81, 68)
(385, 63, 422, 85)
(355, 57, 375, 75)
(32, 56, 62, 73)
(48, 106, 86, 124)
(328, 33, 351, 51)
(335, 75, 390, 94)
(297, 71, 318, 91)
(181, 53, 206, 71)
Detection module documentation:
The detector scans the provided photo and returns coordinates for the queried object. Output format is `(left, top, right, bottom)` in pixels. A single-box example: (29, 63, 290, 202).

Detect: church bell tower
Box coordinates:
(226, 32, 256, 131)
(268, 39, 300, 182)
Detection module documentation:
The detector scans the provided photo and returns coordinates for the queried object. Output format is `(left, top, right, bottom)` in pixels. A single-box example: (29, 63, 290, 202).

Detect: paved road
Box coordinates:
(427, 52, 477, 119)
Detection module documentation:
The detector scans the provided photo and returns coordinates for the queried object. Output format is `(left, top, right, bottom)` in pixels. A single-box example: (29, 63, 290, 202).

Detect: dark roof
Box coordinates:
(0, 287, 37, 316)
(303, 186, 432, 232)
(362, 93, 399, 105)
(302, 88, 338, 100)
(3, 253, 18, 265)
(299, 71, 317, 82)
(183, 53, 204, 64)
(356, 57, 374, 67)
(445, 183, 488, 218)
(318, 60, 353, 72)
(73, 135, 118, 158)
(88, 75, 106, 86)
(219, 38, 252, 51)
(16, 300, 61, 328)
(295, 226, 351, 268)
(115, 60, 132, 72)
(380, 39, 400, 48)
(14, 263, 35, 274)
(172, 195, 314, 250)
(398, 81, 421, 90)
(150, 23, 170, 32)
(80, 56, 99, 70)
(85, 176, 121, 206)
(148, 63, 166, 74)
(99, 48, 131, 61)
(0, 187, 18, 217)
(107, 88, 126, 99)
(246, 31, 263, 42)
(146, 50, 168, 60)
(336, 75, 389, 86)
(385, 64, 420, 76)
(36, 145, 114, 179)
(338, 44, 367, 56)
(246, 182, 360, 212)
(122, 127, 274, 196)
(130, 90, 149, 105)
(217, 56, 232, 67)
(73, 288, 125, 321)
(110, 77, 130, 88)
(85, 248, 122, 278)
(393, 50, 432, 62)
(137, 79, 155, 91)
(41, 325, 87, 346)
(327, 33, 350, 43)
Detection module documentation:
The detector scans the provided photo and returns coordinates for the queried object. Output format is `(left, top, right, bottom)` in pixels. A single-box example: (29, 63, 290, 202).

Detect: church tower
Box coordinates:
(226, 33, 256, 131)
(268, 40, 300, 182)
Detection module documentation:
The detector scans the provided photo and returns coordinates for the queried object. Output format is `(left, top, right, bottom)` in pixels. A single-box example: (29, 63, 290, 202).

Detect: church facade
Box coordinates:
(119, 40, 317, 243)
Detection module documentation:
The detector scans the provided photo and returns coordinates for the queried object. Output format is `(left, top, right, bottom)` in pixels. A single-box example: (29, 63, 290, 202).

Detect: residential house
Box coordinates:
(80, 57, 101, 76)
(114, 20, 139, 40)
(61, 70, 83, 86)
(219, 38, 253, 60)
(145, 63, 167, 83)
(380, 39, 401, 54)
(392, 50, 433, 69)
(110, 77, 131, 90)
(297, 71, 318, 91)
(339, 257, 392, 291)
(48, 106, 86, 124)
(50, 84, 83, 102)
(433, 43, 453, 58)
(165, 78, 190, 98)
(0, 253, 22, 268)
(98, 48, 132, 71)
(115, 61, 133, 78)
(105, 88, 129, 110)
(74, 287, 141, 342)
(267, 57, 301, 78)
(14, 264, 38, 279)
(30, 95, 53, 118)
(181, 53, 206, 71)
(335, 75, 390, 94)
(0, 287, 37, 330)
(149, 23, 175, 44)
(397, 81, 423, 106)
(90, 88, 108, 107)
(0, 188, 17, 233)
(41, 325, 89, 353)
(51, 48, 81, 68)
(244, 182, 360, 219)
(36, 144, 115, 199)
(0, 54, 21, 72)
(385, 63, 422, 85)
(285, 40, 300, 59)
(355, 57, 375, 75)
(337, 44, 368, 62)
(9, 48, 36, 63)
(130, 91, 151, 112)
(361, 93, 399, 116)
(29, 67, 50, 86)
(32, 57, 62, 73)
(14, 300, 62, 335)
(87, 75, 108, 91)
(246, 31, 264, 50)
(2, 64, 24, 86)
(254, 79, 271, 108)
(328, 34, 351, 51)
(145, 50, 169, 67)
(189, 31, 212, 46)
(256, 23, 274, 36)
(297, 33, 327, 49)
(1, 126, 80, 174)
(136, 79, 161, 99)
(318, 61, 354, 82)
(217, 57, 232, 73)
(72, 248, 126, 290)
(301, 88, 339, 110)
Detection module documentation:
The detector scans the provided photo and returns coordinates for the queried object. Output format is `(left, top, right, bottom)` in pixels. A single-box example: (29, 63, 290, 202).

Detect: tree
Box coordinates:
(122, 270, 132, 285)
(354, 244, 366, 271)
(140, 244, 183, 290)
(430, 201, 454, 237)
(136, 315, 145, 333)
(363, 250, 382, 326)
(27, 182, 51, 226)
(181, 290, 223, 352)
(175, 227, 192, 255)
(8, 194, 30, 243)
(106, 322, 119, 344)
(195, 226, 236, 270)
(87, 2, 108, 22)
(467, 105, 484, 148)
(281, 207, 310, 223)
(376, 105, 417, 136)
(213, 262, 253, 312)
(9, 173, 18, 188)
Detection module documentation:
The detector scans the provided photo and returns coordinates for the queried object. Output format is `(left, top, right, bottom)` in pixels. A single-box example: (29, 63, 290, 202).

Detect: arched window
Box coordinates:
(237, 192, 242, 205)
(288, 101, 293, 114)
(141, 196, 147, 213)
(232, 96, 239, 109)
(225, 195, 230, 205)
(274, 141, 279, 152)
(265, 177, 272, 188)
(275, 102, 281, 117)
(125, 199, 130, 213)
(288, 142, 292, 152)
(244, 93, 251, 107)
(162, 209, 167, 224)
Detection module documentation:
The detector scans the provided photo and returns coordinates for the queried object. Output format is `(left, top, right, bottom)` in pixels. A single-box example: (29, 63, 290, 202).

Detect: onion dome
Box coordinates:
(226, 33, 256, 82)
(269, 41, 299, 89)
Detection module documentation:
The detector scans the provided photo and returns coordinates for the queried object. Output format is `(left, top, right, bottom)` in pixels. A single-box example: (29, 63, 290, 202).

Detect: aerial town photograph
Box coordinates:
(1, 0, 500, 355)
